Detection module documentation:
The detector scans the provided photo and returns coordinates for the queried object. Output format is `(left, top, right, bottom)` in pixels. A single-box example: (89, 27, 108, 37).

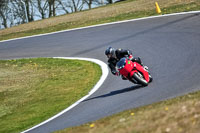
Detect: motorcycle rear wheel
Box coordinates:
(133, 72, 148, 86)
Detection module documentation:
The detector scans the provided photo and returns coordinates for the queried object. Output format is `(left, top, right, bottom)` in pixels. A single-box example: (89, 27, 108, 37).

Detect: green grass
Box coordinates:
(0, 58, 101, 133)
(1, 1, 200, 133)
(162, 1, 200, 14)
(0, 1, 200, 41)
(56, 91, 200, 133)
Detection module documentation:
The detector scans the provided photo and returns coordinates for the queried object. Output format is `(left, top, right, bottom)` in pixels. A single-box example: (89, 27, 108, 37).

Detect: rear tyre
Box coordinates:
(133, 72, 148, 86)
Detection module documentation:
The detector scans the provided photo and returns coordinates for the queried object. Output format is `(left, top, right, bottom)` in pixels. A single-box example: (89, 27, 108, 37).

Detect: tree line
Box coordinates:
(0, 0, 114, 29)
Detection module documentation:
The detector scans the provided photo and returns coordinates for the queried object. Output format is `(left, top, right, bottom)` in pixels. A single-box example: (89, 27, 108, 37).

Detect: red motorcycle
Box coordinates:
(116, 57, 152, 86)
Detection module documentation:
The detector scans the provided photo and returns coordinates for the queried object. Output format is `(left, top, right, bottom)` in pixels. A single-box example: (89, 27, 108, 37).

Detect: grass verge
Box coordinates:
(0, 0, 200, 41)
(56, 90, 200, 133)
(0, 58, 101, 133)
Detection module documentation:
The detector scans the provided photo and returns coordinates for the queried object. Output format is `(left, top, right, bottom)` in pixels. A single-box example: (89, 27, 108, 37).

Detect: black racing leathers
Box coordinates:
(107, 49, 142, 75)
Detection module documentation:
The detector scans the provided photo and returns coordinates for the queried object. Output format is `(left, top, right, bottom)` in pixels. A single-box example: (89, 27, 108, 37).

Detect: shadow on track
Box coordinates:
(83, 85, 143, 102)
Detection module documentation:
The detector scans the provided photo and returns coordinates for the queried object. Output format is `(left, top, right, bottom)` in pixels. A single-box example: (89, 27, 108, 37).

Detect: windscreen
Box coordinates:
(116, 58, 126, 69)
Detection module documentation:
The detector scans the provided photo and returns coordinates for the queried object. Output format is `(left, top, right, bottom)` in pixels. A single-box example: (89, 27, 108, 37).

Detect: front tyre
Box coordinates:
(149, 74, 153, 83)
(133, 72, 148, 86)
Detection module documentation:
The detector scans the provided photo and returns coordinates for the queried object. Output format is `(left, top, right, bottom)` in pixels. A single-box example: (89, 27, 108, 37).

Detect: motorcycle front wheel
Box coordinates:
(133, 72, 148, 86)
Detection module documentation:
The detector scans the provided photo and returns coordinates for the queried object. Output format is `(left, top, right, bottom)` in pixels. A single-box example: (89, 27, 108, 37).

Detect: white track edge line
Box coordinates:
(6, 10, 200, 133)
(1, 10, 200, 43)
(21, 57, 109, 133)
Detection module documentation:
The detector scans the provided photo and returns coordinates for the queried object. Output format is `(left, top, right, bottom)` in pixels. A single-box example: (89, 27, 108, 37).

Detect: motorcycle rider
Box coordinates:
(105, 47, 148, 79)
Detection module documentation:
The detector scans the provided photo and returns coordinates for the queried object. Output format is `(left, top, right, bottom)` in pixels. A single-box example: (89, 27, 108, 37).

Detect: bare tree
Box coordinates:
(59, 0, 84, 13)
(57, 0, 70, 14)
(0, 0, 9, 28)
(84, 0, 105, 9)
(0, 0, 6, 7)
(34, 0, 49, 19)
(11, 0, 27, 24)
(47, 0, 55, 17)
(106, 0, 112, 4)
(24, 0, 34, 22)
(0, 0, 111, 29)
(84, 0, 92, 9)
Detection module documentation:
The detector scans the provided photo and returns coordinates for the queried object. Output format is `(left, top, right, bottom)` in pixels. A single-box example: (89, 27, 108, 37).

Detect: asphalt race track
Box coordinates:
(0, 12, 200, 133)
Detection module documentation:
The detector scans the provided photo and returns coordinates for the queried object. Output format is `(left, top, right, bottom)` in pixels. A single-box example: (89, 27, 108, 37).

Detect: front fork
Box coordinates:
(129, 63, 150, 83)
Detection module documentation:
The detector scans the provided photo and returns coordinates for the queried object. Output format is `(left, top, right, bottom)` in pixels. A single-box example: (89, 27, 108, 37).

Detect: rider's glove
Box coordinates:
(125, 54, 133, 60)
(128, 54, 134, 60)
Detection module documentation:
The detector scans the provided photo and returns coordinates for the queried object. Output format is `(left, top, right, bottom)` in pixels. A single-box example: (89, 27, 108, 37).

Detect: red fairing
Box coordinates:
(131, 62, 150, 82)
(118, 60, 132, 77)
(118, 58, 150, 82)
(129, 55, 133, 59)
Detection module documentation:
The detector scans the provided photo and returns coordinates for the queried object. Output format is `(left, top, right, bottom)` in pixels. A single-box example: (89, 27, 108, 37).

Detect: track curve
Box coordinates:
(0, 12, 200, 133)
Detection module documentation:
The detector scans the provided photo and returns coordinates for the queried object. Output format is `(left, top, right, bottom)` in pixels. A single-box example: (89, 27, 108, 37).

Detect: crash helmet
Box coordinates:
(105, 47, 115, 58)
